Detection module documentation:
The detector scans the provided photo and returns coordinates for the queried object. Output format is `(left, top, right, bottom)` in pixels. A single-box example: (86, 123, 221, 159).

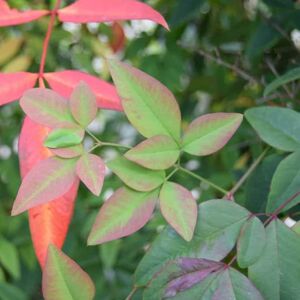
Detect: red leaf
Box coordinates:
(43, 71, 122, 111)
(18, 117, 79, 267)
(0, 1, 48, 27)
(57, 0, 169, 30)
(0, 72, 38, 106)
(110, 22, 126, 53)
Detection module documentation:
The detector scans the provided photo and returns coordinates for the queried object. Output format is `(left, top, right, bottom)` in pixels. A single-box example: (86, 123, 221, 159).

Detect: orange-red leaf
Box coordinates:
(18, 117, 79, 267)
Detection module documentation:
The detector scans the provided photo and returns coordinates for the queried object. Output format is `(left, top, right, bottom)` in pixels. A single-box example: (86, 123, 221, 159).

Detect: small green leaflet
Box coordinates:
(70, 81, 98, 128)
(159, 182, 197, 241)
(264, 67, 300, 96)
(245, 107, 300, 151)
(108, 59, 181, 142)
(237, 216, 266, 268)
(107, 156, 165, 192)
(42, 245, 95, 300)
(125, 135, 180, 170)
(88, 187, 158, 245)
(182, 113, 243, 156)
(44, 127, 84, 149)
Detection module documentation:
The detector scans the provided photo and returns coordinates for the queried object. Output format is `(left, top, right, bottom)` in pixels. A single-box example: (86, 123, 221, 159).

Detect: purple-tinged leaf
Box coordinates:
(88, 187, 158, 245)
(76, 153, 105, 196)
(182, 113, 243, 156)
(125, 135, 180, 170)
(70, 81, 98, 128)
(42, 244, 95, 300)
(159, 182, 197, 241)
(51, 144, 83, 159)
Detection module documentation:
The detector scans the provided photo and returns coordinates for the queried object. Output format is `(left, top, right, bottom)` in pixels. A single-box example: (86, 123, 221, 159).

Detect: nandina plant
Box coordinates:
(1, 1, 300, 300)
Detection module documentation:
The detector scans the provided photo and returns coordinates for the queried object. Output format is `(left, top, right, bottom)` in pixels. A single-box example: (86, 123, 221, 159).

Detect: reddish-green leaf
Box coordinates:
(70, 81, 98, 128)
(108, 59, 181, 141)
(76, 153, 105, 196)
(12, 157, 77, 216)
(125, 135, 180, 170)
(159, 182, 197, 241)
(42, 245, 95, 300)
(182, 113, 243, 156)
(20, 88, 75, 128)
(44, 127, 84, 149)
(51, 144, 83, 159)
(107, 156, 165, 192)
(88, 187, 158, 245)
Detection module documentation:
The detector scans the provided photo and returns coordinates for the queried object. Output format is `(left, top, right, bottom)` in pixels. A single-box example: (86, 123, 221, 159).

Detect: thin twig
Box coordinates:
(125, 286, 138, 300)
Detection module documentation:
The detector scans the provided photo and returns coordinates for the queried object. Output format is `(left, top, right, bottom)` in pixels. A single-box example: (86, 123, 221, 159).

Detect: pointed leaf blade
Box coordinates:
(88, 187, 158, 245)
(182, 113, 243, 156)
(51, 144, 83, 159)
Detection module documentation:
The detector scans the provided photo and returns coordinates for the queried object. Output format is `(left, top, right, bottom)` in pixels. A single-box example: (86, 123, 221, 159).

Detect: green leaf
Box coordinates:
(44, 127, 84, 149)
(42, 245, 95, 300)
(237, 217, 266, 268)
(182, 113, 243, 156)
(267, 151, 300, 213)
(0, 282, 27, 300)
(108, 59, 181, 141)
(99, 240, 122, 269)
(51, 144, 83, 158)
(70, 81, 98, 128)
(125, 135, 180, 170)
(107, 156, 165, 192)
(249, 220, 300, 300)
(135, 200, 250, 286)
(245, 107, 300, 151)
(88, 187, 158, 245)
(264, 67, 300, 96)
(159, 182, 197, 241)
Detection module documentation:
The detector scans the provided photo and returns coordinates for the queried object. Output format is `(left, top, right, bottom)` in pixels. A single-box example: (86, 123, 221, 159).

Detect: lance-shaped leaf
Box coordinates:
(159, 182, 197, 241)
(182, 113, 243, 156)
(58, 0, 169, 30)
(249, 220, 300, 300)
(107, 156, 165, 192)
(237, 216, 266, 268)
(125, 135, 180, 170)
(143, 258, 263, 300)
(70, 81, 98, 128)
(76, 153, 105, 196)
(0, 72, 38, 106)
(42, 245, 95, 300)
(51, 144, 83, 159)
(108, 59, 181, 141)
(12, 156, 77, 216)
(20, 88, 75, 128)
(0, 1, 48, 27)
(44, 71, 122, 111)
(19, 117, 79, 267)
(44, 127, 84, 149)
(245, 107, 300, 151)
(88, 187, 158, 245)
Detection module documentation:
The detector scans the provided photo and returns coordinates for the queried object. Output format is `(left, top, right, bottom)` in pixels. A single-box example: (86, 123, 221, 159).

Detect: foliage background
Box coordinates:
(0, 0, 299, 299)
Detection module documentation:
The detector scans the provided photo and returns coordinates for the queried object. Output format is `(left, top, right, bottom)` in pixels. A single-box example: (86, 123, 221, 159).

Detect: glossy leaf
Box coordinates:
(19, 117, 79, 267)
(0, 72, 37, 106)
(76, 153, 105, 196)
(267, 151, 300, 213)
(108, 59, 181, 141)
(88, 187, 158, 245)
(237, 216, 266, 268)
(42, 245, 95, 300)
(135, 199, 250, 286)
(70, 81, 97, 128)
(20, 88, 75, 128)
(44, 71, 122, 110)
(51, 144, 83, 159)
(107, 156, 165, 192)
(125, 135, 180, 170)
(264, 67, 300, 96)
(12, 156, 77, 216)
(245, 107, 300, 151)
(182, 113, 243, 156)
(58, 0, 169, 30)
(159, 182, 197, 241)
(249, 220, 300, 300)
(44, 127, 84, 149)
